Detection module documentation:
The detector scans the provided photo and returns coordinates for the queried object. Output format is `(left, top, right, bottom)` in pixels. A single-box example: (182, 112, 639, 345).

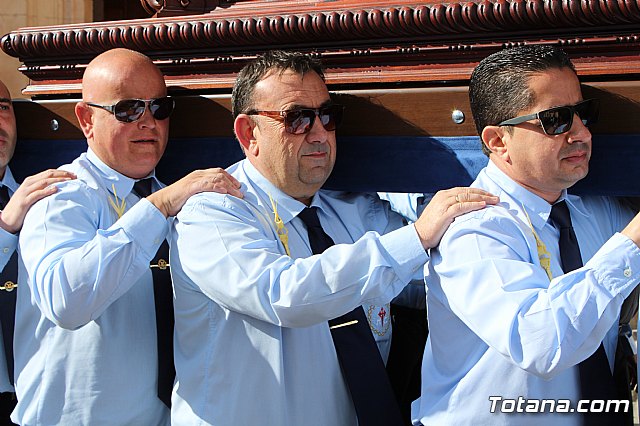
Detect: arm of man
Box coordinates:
(172, 193, 427, 328)
(19, 181, 169, 330)
(171, 187, 496, 328)
(20, 168, 241, 330)
(430, 202, 640, 379)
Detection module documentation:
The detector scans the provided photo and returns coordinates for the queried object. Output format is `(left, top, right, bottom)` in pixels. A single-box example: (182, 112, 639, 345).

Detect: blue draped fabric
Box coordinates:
(10, 134, 640, 195)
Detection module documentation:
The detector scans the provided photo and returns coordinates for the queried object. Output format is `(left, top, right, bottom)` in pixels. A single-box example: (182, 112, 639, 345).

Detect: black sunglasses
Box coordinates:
(246, 104, 344, 135)
(86, 97, 175, 123)
(497, 99, 599, 136)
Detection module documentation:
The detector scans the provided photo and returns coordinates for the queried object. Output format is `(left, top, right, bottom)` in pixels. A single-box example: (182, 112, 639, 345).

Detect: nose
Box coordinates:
(567, 112, 591, 144)
(305, 112, 329, 143)
(136, 104, 156, 129)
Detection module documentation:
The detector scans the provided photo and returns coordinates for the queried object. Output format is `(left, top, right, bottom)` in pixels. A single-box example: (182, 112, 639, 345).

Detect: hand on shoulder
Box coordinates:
(147, 168, 243, 217)
(413, 187, 499, 249)
(0, 169, 77, 234)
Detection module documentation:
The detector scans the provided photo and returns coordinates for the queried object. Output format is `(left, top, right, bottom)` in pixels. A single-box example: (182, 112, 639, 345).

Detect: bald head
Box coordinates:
(0, 78, 17, 178)
(76, 48, 170, 179)
(82, 48, 165, 103)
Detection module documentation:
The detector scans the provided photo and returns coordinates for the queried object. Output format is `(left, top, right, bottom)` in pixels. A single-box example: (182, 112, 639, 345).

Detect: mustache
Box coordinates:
(560, 142, 590, 157)
(300, 144, 329, 156)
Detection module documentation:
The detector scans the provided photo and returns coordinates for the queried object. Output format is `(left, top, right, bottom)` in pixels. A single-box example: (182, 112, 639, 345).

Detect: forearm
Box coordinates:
(22, 199, 169, 329)
(435, 232, 640, 378)
(173, 203, 427, 328)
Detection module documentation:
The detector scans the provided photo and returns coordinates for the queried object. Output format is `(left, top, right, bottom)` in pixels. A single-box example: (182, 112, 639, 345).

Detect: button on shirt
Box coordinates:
(0, 167, 18, 393)
(170, 159, 428, 426)
(14, 149, 170, 425)
(412, 161, 640, 426)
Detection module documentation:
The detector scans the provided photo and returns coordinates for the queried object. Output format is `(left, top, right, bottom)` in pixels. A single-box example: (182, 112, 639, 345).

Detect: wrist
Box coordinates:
(414, 223, 433, 250)
(145, 193, 171, 218)
(0, 212, 18, 234)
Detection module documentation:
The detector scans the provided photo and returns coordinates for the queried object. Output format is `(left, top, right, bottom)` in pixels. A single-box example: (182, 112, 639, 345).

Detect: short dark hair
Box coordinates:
(469, 45, 576, 156)
(232, 50, 325, 119)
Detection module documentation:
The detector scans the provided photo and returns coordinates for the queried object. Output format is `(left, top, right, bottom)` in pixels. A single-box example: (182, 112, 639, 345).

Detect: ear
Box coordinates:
(75, 102, 95, 140)
(234, 114, 259, 156)
(481, 125, 510, 162)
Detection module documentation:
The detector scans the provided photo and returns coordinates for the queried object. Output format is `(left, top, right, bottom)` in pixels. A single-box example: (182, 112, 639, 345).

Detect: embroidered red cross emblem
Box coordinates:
(378, 306, 386, 326)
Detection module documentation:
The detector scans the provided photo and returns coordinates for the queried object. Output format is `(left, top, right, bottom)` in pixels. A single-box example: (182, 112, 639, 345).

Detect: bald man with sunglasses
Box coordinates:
(412, 45, 640, 426)
(168, 50, 497, 426)
(12, 48, 242, 426)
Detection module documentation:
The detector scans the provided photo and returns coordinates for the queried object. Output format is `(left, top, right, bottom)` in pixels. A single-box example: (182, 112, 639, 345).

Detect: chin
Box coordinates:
(575, 167, 589, 181)
(124, 165, 156, 179)
(303, 167, 332, 183)
(563, 174, 588, 189)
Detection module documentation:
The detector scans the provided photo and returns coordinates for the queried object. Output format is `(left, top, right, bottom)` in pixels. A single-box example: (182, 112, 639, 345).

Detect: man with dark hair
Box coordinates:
(169, 50, 497, 425)
(468, 46, 576, 157)
(412, 44, 640, 425)
(13, 48, 242, 425)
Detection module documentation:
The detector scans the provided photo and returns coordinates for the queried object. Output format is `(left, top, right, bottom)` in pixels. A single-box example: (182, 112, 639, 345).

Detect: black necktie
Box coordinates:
(132, 178, 153, 198)
(133, 178, 175, 407)
(297, 207, 403, 426)
(550, 201, 620, 424)
(0, 186, 17, 385)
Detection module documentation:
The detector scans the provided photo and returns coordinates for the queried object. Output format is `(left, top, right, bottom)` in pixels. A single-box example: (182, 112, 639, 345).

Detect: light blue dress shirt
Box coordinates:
(0, 167, 19, 271)
(379, 192, 427, 223)
(13, 149, 170, 425)
(412, 160, 640, 426)
(0, 167, 19, 393)
(170, 159, 428, 426)
(378, 192, 433, 309)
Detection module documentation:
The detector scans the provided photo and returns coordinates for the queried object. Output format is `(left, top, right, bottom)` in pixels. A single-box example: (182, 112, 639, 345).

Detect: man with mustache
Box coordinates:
(169, 50, 497, 425)
(13, 48, 242, 425)
(412, 45, 640, 425)
(0, 79, 76, 424)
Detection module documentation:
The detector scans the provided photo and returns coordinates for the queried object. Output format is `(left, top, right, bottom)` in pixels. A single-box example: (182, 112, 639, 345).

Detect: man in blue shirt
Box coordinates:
(169, 50, 497, 425)
(413, 45, 640, 425)
(0, 78, 78, 424)
(13, 49, 242, 425)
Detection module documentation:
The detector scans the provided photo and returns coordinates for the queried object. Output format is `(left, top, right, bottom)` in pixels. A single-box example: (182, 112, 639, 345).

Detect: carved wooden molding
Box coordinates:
(2, 0, 640, 96)
(5, 1, 640, 60)
(140, 0, 230, 17)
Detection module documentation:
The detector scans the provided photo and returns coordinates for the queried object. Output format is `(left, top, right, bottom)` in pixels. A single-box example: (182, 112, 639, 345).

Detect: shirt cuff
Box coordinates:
(586, 232, 640, 300)
(119, 198, 170, 258)
(379, 224, 429, 283)
(0, 227, 17, 268)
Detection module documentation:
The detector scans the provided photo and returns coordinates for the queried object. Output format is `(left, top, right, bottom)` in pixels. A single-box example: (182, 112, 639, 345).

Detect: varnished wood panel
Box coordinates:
(14, 81, 640, 140)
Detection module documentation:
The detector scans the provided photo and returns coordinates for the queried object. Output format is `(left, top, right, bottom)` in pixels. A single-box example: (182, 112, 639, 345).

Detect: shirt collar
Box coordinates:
(242, 160, 318, 225)
(0, 166, 19, 193)
(86, 148, 158, 197)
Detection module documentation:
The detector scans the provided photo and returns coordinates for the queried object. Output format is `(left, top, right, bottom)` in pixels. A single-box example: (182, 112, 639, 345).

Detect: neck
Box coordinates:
(295, 196, 313, 206)
(490, 158, 562, 204)
(517, 181, 562, 204)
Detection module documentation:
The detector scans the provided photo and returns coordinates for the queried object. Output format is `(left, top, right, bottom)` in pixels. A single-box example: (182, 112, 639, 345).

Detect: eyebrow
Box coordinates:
(0, 98, 11, 104)
(287, 99, 333, 110)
